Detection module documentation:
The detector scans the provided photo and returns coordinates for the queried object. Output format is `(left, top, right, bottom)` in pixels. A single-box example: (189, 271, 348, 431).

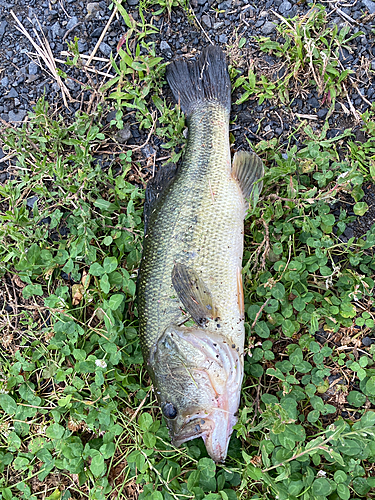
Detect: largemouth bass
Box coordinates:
(137, 46, 264, 462)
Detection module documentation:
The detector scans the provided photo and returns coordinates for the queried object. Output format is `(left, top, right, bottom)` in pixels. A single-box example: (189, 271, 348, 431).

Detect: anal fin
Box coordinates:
(172, 263, 218, 327)
(232, 151, 264, 203)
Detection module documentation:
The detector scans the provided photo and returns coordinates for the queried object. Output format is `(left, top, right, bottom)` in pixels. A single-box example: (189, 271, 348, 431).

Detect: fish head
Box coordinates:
(150, 325, 243, 462)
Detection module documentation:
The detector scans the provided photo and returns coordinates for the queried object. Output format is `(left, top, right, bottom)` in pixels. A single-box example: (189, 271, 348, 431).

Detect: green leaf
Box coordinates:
(365, 377, 375, 396)
(89, 262, 104, 276)
(198, 457, 216, 478)
(337, 483, 350, 500)
(347, 391, 366, 407)
(138, 412, 153, 431)
(271, 282, 285, 299)
(255, 321, 270, 338)
(0, 394, 17, 415)
(90, 453, 105, 477)
(22, 284, 43, 299)
(108, 294, 124, 310)
(46, 423, 65, 439)
(100, 274, 110, 294)
(353, 202, 368, 216)
(334, 470, 347, 484)
(312, 478, 332, 496)
(103, 256, 118, 274)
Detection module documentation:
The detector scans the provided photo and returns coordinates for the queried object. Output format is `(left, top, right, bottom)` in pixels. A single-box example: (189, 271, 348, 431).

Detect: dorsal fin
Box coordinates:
(144, 163, 178, 234)
(232, 151, 264, 203)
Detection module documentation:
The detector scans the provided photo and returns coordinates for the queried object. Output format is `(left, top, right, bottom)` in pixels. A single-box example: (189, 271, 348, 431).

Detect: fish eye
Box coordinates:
(162, 402, 178, 419)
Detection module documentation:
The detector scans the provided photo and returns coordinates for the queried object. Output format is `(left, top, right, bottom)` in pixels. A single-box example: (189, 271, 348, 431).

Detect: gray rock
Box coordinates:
(1, 76, 9, 87)
(363, 0, 375, 14)
(99, 42, 112, 56)
(127, 0, 139, 5)
(197, 0, 206, 4)
(363, 336, 374, 346)
(344, 226, 354, 239)
(78, 40, 88, 52)
(65, 78, 76, 90)
(317, 108, 328, 119)
(8, 110, 27, 123)
(66, 16, 79, 30)
(213, 21, 224, 29)
(52, 82, 60, 92)
(142, 144, 155, 158)
(91, 27, 102, 37)
(219, 34, 228, 44)
(26, 196, 38, 208)
(28, 62, 39, 75)
(279, 0, 292, 16)
(115, 123, 131, 143)
(262, 21, 277, 35)
(201, 14, 212, 28)
(5, 88, 18, 99)
(372, 61, 375, 70)
(51, 21, 61, 39)
(218, 0, 231, 9)
(86, 2, 101, 16)
(160, 40, 171, 51)
(0, 20, 7, 41)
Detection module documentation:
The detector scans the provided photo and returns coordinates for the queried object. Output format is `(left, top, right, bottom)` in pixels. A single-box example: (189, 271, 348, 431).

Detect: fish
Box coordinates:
(137, 45, 264, 462)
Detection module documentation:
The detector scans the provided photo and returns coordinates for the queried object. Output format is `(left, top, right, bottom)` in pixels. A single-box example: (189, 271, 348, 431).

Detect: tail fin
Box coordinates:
(166, 45, 231, 118)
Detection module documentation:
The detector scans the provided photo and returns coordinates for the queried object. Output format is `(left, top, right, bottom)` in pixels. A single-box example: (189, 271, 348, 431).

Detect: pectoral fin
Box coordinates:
(172, 263, 218, 326)
(232, 151, 264, 203)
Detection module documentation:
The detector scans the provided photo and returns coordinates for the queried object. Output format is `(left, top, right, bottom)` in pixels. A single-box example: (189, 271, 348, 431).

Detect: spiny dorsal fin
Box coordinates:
(172, 263, 218, 327)
(144, 163, 178, 234)
(232, 150, 264, 203)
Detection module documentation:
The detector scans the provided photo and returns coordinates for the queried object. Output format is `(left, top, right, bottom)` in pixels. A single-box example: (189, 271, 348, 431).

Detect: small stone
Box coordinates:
(5, 88, 18, 99)
(86, 2, 101, 16)
(279, 0, 292, 16)
(65, 78, 76, 90)
(14, 98, 20, 107)
(52, 82, 60, 92)
(317, 108, 328, 119)
(66, 16, 79, 30)
(219, 34, 228, 44)
(201, 14, 212, 28)
(213, 21, 224, 29)
(196, 0, 206, 4)
(78, 40, 88, 52)
(51, 21, 61, 39)
(91, 27, 103, 37)
(99, 42, 112, 56)
(27, 196, 38, 208)
(218, 0, 231, 9)
(115, 123, 132, 143)
(262, 21, 276, 35)
(8, 109, 27, 123)
(142, 144, 155, 158)
(308, 97, 319, 108)
(362, 336, 374, 346)
(0, 20, 7, 41)
(127, 0, 139, 5)
(1, 76, 9, 87)
(371, 61, 375, 70)
(363, 0, 375, 14)
(28, 62, 39, 75)
(160, 40, 171, 51)
(344, 226, 354, 239)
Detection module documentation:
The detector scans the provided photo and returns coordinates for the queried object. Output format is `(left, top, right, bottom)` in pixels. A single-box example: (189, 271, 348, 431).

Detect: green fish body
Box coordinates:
(137, 46, 264, 462)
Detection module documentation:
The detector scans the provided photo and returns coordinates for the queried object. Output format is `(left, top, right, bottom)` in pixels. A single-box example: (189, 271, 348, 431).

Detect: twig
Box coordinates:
(335, 7, 356, 25)
(10, 10, 72, 108)
(85, 5, 118, 67)
(54, 57, 115, 79)
(190, 7, 214, 45)
(251, 298, 270, 330)
(63, 21, 82, 41)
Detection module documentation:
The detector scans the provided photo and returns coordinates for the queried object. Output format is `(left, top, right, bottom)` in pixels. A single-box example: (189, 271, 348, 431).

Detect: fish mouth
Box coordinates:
(166, 329, 243, 462)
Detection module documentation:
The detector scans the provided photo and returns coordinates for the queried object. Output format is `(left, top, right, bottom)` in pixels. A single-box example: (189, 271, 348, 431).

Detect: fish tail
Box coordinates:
(166, 45, 231, 118)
